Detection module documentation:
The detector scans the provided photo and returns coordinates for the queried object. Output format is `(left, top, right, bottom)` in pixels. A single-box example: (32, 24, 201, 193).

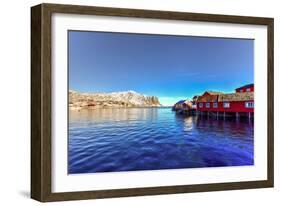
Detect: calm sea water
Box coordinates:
(68, 108, 254, 174)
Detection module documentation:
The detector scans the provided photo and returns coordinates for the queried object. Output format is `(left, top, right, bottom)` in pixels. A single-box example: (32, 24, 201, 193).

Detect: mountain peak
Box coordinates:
(111, 90, 140, 95)
(69, 90, 162, 110)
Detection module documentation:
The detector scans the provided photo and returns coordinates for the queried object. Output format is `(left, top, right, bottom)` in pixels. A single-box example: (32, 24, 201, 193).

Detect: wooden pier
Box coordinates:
(194, 110, 253, 119)
(174, 108, 197, 115)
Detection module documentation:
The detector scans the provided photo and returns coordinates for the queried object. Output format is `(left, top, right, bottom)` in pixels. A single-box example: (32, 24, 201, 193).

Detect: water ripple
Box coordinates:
(68, 108, 254, 173)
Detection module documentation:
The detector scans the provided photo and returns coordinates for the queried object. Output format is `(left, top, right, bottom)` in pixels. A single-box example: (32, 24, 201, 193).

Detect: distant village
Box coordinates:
(173, 83, 254, 119)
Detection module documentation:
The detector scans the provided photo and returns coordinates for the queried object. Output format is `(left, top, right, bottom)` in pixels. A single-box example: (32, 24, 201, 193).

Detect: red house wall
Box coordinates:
(197, 102, 218, 112)
(197, 101, 254, 113)
(235, 86, 254, 93)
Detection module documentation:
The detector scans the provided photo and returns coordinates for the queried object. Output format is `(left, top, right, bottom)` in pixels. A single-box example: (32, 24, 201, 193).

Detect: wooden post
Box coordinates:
(248, 112, 251, 119)
(223, 112, 226, 119)
(217, 112, 219, 119)
(236, 112, 239, 120)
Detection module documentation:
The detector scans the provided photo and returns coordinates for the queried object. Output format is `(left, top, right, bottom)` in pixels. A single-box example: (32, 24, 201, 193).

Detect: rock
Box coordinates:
(69, 90, 162, 109)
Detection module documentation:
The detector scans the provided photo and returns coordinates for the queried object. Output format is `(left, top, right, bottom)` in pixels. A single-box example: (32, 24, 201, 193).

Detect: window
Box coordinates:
(246, 88, 251, 92)
(223, 102, 230, 108)
(206, 103, 210, 108)
(240, 89, 243, 93)
(199, 103, 203, 108)
(213, 102, 218, 108)
(245, 102, 254, 108)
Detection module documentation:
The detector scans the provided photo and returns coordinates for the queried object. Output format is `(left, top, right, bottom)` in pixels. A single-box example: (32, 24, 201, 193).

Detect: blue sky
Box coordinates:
(69, 31, 254, 106)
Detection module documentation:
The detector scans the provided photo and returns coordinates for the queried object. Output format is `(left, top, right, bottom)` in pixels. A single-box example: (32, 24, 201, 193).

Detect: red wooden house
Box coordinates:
(196, 84, 254, 117)
(235, 83, 254, 93)
(197, 91, 220, 112)
(173, 100, 192, 110)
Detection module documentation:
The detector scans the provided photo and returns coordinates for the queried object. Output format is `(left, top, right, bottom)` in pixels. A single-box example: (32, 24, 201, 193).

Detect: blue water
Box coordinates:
(68, 108, 254, 174)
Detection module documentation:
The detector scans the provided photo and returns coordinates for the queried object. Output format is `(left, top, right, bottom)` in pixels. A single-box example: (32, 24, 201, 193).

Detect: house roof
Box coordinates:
(218, 92, 254, 102)
(174, 100, 193, 108)
(175, 100, 186, 105)
(205, 91, 224, 95)
(184, 101, 193, 108)
(197, 95, 218, 102)
(235, 83, 254, 90)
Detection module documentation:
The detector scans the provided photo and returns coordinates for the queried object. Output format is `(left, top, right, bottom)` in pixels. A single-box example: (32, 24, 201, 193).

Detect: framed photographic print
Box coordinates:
(31, 3, 274, 202)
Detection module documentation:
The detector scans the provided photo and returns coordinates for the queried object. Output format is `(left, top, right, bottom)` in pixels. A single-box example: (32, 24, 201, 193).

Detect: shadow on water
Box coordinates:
(175, 113, 254, 135)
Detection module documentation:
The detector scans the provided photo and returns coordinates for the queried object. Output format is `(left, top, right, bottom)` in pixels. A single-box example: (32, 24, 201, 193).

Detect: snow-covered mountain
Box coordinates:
(69, 90, 162, 110)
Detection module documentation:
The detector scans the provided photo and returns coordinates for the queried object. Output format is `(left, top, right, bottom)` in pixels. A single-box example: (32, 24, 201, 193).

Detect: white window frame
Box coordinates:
(246, 88, 251, 92)
(206, 102, 210, 108)
(223, 102, 230, 108)
(213, 102, 218, 108)
(245, 102, 254, 108)
(240, 89, 243, 93)
(199, 103, 203, 108)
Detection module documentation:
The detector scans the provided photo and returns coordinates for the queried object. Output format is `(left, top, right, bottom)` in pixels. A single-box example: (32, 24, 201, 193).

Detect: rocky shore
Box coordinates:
(69, 90, 162, 110)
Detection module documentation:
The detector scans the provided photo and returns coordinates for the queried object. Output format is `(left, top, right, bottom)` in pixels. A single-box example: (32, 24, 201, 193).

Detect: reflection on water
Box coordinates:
(68, 108, 254, 174)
